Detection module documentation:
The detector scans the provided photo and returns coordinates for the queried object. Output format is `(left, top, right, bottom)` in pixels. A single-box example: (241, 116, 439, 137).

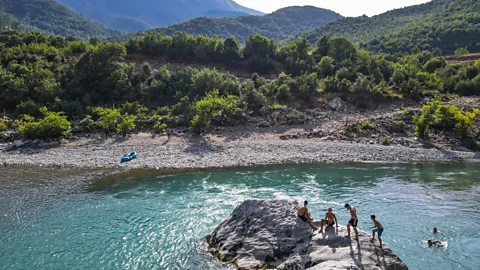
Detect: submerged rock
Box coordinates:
(207, 200, 408, 270)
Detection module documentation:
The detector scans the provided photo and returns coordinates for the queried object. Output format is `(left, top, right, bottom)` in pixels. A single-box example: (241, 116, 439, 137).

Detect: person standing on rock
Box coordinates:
(370, 215, 384, 248)
(297, 201, 318, 230)
(320, 208, 338, 233)
(345, 204, 359, 240)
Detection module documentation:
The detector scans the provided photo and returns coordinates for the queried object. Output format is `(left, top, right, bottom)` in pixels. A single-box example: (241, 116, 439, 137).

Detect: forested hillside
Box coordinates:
(302, 0, 480, 55)
(361, 0, 480, 54)
(0, 10, 39, 32)
(142, 6, 342, 43)
(0, 0, 119, 37)
(57, 0, 263, 32)
(302, 0, 451, 44)
(1, 29, 479, 141)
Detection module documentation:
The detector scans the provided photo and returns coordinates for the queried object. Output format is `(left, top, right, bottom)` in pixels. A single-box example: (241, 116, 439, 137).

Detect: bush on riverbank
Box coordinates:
(17, 107, 71, 139)
(1, 30, 480, 140)
(191, 90, 246, 133)
(0, 116, 9, 132)
(413, 99, 480, 138)
(91, 107, 137, 137)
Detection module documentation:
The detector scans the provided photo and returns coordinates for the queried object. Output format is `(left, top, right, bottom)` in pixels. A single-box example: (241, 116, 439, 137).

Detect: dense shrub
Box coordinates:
(276, 84, 291, 102)
(455, 47, 469, 55)
(91, 107, 121, 136)
(414, 99, 480, 138)
(116, 114, 136, 137)
(154, 122, 167, 133)
(17, 107, 71, 139)
(0, 116, 9, 131)
(191, 89, 245, 133)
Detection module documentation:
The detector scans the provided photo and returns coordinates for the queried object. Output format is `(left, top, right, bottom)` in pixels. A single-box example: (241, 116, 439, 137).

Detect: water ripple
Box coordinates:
(1, 163, 480, 269)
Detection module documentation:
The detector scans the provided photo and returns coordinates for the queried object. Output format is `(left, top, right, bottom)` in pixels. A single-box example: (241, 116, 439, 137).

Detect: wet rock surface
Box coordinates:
(207, 200, 408, 270)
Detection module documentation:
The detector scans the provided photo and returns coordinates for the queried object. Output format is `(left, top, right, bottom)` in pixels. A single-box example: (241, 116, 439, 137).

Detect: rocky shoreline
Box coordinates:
(207, 200, 408, 269)
(0, 129, 478, 170)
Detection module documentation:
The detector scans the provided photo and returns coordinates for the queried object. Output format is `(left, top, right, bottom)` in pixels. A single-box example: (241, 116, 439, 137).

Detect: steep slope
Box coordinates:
(0, 0, 119, 37)
(111, 6, 342, 43)
(362, 0, 480, 54)
(0, 10, 40, 32)
(302, 0, 452, 44)
(57, 0, 264, 32)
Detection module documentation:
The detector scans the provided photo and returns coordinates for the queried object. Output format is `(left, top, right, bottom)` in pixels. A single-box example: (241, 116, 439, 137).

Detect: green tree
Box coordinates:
(92, 107, 121, 136)
(223, 36, 241, 61)
(116, 114, 136, 137)
(455, 47, 470, 55)
(190, 89, 244, 133)
(17, 107, 71, 139)
(328, 36, 357, 64)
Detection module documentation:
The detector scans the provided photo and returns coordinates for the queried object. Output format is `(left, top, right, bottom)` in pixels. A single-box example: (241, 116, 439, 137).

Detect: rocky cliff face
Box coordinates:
(207, 199, 408, 270)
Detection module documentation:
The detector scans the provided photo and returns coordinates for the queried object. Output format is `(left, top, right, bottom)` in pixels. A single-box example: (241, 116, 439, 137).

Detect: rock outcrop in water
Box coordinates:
(207, 200, 408, 270)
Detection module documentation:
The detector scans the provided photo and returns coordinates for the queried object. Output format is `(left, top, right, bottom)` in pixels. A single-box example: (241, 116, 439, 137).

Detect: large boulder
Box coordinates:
(207, 200, 408, 270)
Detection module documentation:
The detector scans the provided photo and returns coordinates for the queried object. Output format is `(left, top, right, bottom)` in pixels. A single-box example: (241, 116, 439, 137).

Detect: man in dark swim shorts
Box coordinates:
(320, 208, 338, 233)
(345, 204, 359, 240)
(297, 201, 318, 230)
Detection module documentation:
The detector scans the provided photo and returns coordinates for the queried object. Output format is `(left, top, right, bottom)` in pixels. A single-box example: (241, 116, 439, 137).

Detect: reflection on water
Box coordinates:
(1, 163, 480, 269)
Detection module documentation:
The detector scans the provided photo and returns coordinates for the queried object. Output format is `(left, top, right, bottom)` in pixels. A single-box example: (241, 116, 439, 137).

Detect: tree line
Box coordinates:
(0, 30, 479, 139)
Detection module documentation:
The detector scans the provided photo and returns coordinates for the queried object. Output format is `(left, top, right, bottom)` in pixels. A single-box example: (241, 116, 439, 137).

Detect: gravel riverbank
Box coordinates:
(1, 131, 479, 170)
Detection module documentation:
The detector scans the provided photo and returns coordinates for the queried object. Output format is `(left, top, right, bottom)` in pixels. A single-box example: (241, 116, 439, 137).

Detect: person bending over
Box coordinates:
(370, 215, 384, 248)
(320, 208, 338, 233)
(298, 201, 318, 230)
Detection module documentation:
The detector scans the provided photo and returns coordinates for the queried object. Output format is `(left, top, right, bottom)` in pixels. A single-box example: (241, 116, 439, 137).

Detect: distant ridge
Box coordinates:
(0, 0, 119, 37)
(57, 0, 265, 32)
(110, 6, 343, 43)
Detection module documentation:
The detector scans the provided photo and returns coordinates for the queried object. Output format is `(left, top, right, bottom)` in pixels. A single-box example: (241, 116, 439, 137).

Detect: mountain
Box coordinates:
(361, 0, 480, 54)
(0, 10, 39, 32)
(0, 0, 119, 37)
(57, 0, 264, 32)
(112, 6, 343, 43)
(301, 0, 480, 55)
(302, 0, 452, 44)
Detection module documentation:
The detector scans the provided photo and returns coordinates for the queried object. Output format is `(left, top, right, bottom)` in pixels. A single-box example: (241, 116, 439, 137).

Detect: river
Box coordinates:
(1, 163, 479, 269)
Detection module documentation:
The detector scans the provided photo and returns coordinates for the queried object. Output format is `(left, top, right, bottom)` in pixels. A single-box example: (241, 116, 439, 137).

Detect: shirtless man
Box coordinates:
(320, 208, 338, 233)
(370, 215, 384, 248)
(297, 201, 318, 230)
(345, 204, 359, 240)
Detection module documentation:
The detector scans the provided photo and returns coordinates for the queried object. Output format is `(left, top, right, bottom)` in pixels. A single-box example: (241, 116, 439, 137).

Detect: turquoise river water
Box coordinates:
(1, 163, 480, 270)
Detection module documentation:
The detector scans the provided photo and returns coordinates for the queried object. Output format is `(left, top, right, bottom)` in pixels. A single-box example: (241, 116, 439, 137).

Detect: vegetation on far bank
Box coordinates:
(0, 30, 479, 147)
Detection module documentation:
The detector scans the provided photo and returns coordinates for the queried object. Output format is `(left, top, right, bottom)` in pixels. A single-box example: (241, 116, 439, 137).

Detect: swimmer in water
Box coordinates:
(428, 240, 444, 247)
(433, 227, 438, 233)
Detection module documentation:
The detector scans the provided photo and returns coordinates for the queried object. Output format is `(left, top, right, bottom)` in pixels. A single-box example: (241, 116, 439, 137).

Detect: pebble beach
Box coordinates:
(1, 131, 479, 170)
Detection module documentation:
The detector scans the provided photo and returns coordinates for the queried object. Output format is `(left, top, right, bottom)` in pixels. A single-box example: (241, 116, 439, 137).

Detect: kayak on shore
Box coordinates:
(121, 152, 137, 163)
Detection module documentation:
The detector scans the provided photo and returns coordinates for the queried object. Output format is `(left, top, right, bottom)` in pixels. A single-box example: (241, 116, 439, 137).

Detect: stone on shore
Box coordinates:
(207, 199, 408, 270)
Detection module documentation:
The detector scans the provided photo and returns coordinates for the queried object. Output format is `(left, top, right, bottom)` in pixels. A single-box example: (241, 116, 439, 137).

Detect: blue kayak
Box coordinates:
(121, 152, 138, 163)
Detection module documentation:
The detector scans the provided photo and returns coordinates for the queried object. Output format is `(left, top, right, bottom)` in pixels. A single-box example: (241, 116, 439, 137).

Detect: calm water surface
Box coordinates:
(1, 163, 480, 269)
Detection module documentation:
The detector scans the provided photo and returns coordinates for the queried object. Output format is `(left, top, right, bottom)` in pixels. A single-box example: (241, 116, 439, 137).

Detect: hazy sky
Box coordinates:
(235, 0, 432, 17)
